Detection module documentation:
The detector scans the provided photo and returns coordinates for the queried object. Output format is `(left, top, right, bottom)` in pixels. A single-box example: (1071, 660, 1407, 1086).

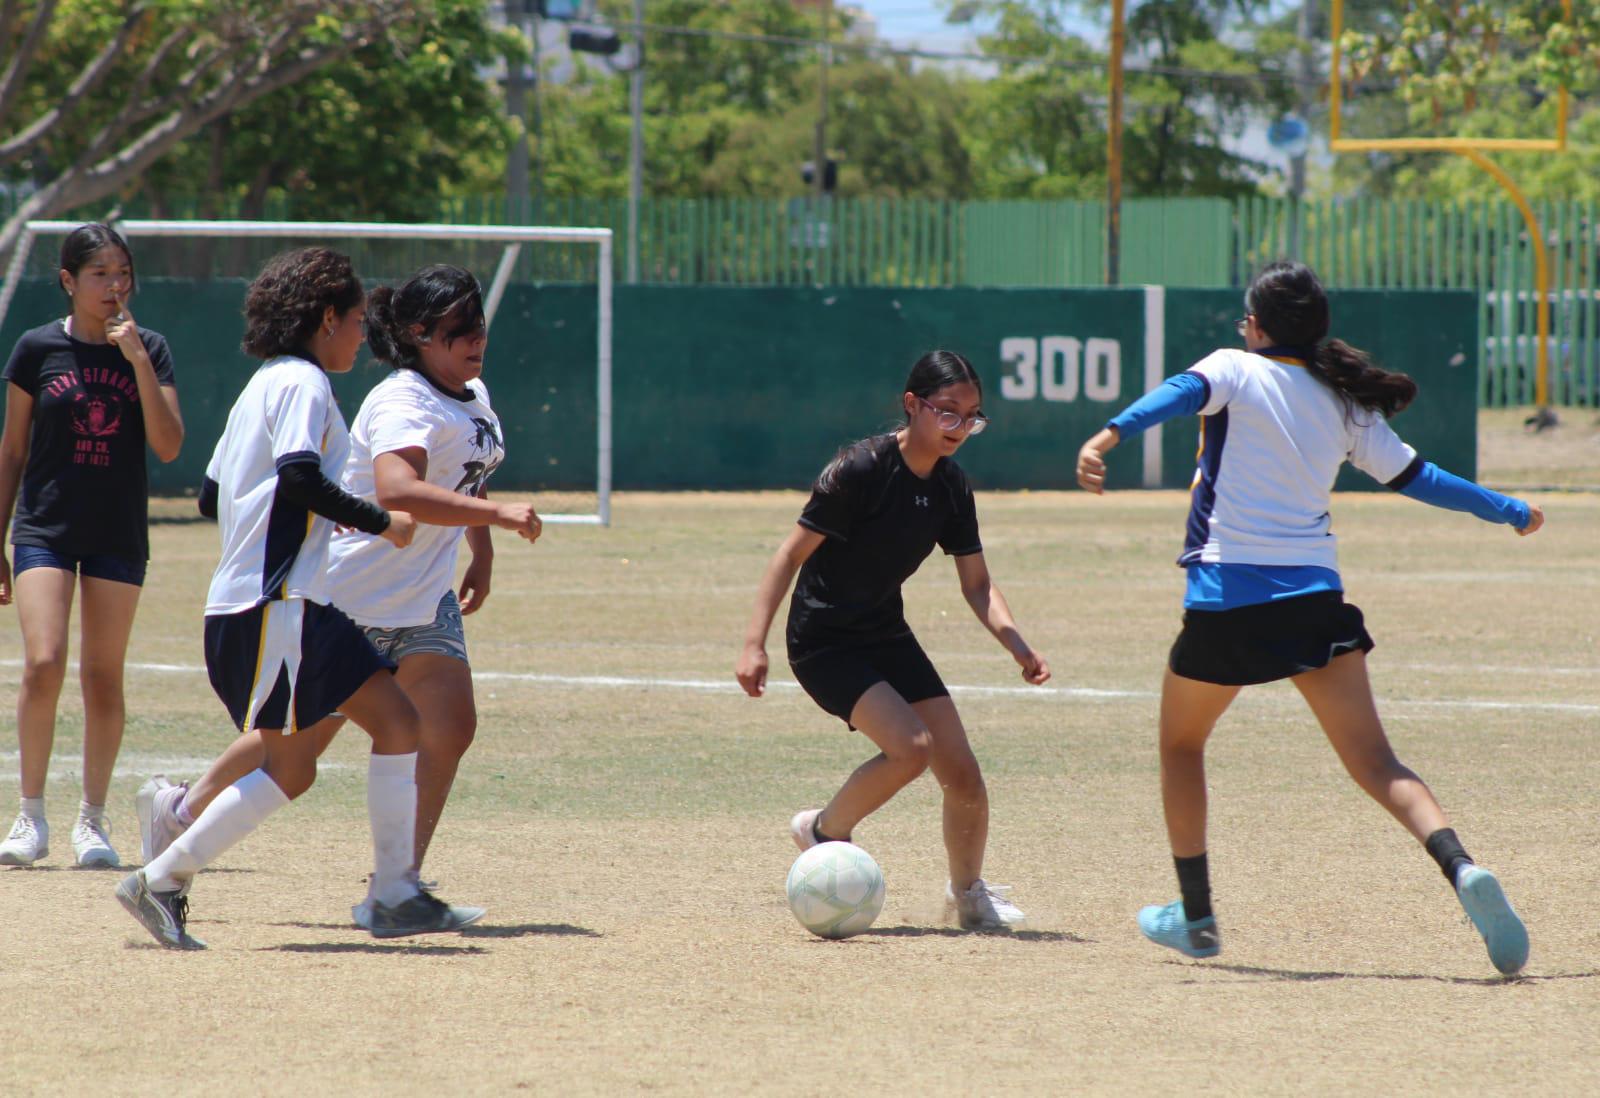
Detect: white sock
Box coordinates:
(144, 769, 289, 892)
(79, 799, 105, 821)
(368, 752, 420, 908)
(19, 796, 44, 820)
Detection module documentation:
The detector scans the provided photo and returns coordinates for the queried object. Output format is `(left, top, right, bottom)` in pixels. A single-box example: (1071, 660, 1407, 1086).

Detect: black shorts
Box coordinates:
(1168, 590, 1375, 686)
(204, 599, 395, 733)
(788, 633, 949, 725)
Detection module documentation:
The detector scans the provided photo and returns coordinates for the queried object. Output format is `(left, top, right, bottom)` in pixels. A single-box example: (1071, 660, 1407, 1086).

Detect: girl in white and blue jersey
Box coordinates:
(1077, 261, 1543, 977)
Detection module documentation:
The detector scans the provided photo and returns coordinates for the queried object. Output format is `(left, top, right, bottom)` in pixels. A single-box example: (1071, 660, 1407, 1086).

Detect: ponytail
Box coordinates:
(1305, 338, 1417, 419)
(1247, 260, 1418, 419)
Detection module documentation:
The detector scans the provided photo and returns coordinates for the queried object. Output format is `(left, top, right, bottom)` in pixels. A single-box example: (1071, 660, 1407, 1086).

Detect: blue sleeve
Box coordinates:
(1388, 457, 1531, 529)
(1107, 372, 1209, 439)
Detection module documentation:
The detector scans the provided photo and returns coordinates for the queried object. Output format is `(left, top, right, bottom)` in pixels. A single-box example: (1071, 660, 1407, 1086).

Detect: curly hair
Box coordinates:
(241, 248, 364, 360)
(364, 264, 484, 371)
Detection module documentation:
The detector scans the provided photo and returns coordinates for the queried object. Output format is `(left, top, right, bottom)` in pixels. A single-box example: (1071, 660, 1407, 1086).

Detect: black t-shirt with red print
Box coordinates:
(785, 432, 982, 659)
(3, 320, 177, 562)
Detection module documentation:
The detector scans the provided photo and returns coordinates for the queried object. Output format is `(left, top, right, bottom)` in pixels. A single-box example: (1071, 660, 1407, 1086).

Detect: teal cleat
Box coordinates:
(1456, 866, 1529, 976)
(1137, 899, 1221, 958)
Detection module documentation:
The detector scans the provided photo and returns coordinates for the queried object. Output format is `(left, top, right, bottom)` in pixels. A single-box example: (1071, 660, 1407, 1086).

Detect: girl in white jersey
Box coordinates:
(737, 351, 1051, 931)
(115, 249, 482, 948)
(1077, 261, 1543, 976)
(135, 265, 539, 927)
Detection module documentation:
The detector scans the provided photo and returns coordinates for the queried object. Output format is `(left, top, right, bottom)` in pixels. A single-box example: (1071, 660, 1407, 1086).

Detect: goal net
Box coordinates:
(0, 219, 613, 526)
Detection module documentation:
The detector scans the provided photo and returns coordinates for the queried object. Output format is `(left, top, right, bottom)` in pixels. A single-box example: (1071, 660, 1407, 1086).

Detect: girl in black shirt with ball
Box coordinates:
(737, 350, 1050, 931)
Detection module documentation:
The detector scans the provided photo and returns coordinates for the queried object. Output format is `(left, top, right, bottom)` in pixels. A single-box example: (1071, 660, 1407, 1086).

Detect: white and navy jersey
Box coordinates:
(326, 370, 504, 628)
(203, 356, 352, 614)
(1180, 348, 1415, 571)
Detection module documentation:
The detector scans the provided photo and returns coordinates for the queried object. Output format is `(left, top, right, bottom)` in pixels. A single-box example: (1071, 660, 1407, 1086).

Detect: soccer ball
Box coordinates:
(785, 841, 886, 940)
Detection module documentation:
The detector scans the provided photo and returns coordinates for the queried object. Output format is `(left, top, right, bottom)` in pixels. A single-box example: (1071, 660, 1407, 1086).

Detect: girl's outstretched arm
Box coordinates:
(736, 524, 826, 697)
(954, 551, 1050, 685)
(1386, 457, 1544, 536)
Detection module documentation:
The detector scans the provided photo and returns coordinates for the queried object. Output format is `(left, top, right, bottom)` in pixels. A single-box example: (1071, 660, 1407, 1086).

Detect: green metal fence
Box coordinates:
(6, 190, 1593, 405)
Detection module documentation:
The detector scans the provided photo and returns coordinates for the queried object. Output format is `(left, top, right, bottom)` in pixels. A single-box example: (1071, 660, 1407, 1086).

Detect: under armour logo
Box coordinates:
(914, 495, 929, 507)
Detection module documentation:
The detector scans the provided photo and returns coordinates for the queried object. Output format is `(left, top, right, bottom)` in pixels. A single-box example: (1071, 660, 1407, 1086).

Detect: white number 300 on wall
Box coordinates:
(999, 337, 1122, 403)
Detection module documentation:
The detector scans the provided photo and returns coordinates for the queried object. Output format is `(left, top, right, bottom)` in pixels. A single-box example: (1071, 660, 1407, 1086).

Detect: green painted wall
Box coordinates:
(0, 281, 1476, 495)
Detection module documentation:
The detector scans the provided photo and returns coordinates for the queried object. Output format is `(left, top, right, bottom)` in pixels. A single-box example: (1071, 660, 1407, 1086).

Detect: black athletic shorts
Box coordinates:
(204, 599, 395, 733)
(1168, 590, 1375, 686)
(788, 632, 949, 725)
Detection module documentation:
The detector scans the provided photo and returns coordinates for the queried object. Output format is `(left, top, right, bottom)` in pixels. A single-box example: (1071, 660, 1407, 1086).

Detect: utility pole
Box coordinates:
(531, 7, 545, 219)
(506, 0, 530, 223)
(813, 0, 831, 208)
(1106, 0, 1125, 286)
(1287, 0, 1314, 257)
(627, 0, 644, 283)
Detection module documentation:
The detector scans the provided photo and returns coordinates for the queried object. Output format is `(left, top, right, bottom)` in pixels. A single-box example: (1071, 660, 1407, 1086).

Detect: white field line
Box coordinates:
(0, 659, 1593, 715)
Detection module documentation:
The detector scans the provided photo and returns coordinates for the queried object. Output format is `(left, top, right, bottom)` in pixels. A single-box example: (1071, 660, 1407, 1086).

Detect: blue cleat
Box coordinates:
(1137, 899, 1221, 958)
(1456, 865, 1528, 976)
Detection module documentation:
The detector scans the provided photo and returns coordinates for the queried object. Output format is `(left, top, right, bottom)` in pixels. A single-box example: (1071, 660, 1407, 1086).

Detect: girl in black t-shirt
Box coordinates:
(0, 224, 184, 869)
(737, 350, 1050, 931)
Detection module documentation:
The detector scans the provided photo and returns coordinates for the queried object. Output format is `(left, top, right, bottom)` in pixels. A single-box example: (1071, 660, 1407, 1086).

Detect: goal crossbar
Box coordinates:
(0, 218, 613, 526)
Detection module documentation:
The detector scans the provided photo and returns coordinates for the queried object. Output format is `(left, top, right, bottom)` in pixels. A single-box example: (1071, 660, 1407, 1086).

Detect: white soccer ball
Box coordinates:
(785, 841, 886, 940)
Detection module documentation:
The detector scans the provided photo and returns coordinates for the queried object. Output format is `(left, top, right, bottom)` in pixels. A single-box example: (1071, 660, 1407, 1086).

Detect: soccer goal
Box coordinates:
(0, 219, 613, 526)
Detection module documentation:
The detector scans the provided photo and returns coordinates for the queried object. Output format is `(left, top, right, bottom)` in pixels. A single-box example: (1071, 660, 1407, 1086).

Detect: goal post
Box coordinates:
(0, 218, 613, 526)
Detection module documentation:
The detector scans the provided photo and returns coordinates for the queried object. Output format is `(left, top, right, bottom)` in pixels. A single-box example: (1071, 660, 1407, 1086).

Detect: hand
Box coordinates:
(496, 502, 542, 543)
(1517, 503, 1544, 536)
(458, 553, 492, 614)
(0, 554, 10, 606)
(1076, 443, 1106, 494)
(736, 643, 769, 697)
(106, 293, 146, 366)
(381, 510, 416, 549)
(1015, 647, 1051, 685)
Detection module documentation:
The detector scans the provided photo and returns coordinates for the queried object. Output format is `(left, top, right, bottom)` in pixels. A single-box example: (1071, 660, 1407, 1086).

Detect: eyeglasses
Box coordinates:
(916, 396, 988, 435)
(1235, 316, 1252, 338)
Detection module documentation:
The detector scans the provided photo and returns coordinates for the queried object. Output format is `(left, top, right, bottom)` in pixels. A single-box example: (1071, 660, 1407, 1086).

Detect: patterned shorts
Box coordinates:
(362, 590, 469, 665)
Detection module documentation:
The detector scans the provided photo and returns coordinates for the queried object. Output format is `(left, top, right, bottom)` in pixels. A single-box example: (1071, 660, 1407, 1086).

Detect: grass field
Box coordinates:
(3, 419, 1600, 1095)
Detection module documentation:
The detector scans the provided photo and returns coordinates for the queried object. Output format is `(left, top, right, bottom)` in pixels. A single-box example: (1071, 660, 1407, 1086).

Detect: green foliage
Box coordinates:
(136, 0, 517, 219)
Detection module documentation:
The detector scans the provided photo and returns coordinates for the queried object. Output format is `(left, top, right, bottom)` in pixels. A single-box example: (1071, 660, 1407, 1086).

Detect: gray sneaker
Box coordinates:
(369, 888, 485, 939)
(136, 775, 189, 865)
(0, 812, 47, 866)
(115, 870, 206, 950)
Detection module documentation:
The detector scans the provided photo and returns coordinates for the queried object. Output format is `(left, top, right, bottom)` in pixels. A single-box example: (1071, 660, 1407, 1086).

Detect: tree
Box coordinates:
(0, 0, 458, 255)
(137, 0, 517, 222)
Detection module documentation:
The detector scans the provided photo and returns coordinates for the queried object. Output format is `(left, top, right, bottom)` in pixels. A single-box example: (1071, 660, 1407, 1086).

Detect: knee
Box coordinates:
(887, 728, 933, 775)
(422, 710, 476, 760)
(940, 757, 986, 800)
(268, 759, 318, 801)
(20, 649, 68, 693)
(78, 661, 124, 702)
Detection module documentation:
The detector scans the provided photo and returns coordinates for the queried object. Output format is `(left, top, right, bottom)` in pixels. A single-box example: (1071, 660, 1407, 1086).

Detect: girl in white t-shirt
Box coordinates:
(136, 264, 539, 928)
(1077, 261, 1543, 976)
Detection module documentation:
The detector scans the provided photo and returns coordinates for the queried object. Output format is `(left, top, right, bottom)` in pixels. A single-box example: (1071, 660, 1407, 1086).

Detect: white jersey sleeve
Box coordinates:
(364, 384, 436, 459)
(1188, 350, 1245, 416)
(264, 362, 335, 462)
(1346, 412, 1417, 485)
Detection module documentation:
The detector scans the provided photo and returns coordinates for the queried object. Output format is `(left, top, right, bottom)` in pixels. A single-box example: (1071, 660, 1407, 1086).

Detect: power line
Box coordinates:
(625, 19, 1309, 87)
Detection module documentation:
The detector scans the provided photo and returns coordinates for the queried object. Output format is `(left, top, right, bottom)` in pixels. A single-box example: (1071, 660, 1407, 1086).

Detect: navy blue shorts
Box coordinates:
(1169, 591, 1375, 686)
(204, 599, 394, 733)
(788, 632, 949, 726)
(12, 543, 146, 586)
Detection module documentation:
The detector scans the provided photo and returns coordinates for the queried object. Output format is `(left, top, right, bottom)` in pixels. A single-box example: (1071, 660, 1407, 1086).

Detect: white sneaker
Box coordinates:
(946, 878, 1027, 931)
(0, 813, 48, 866)
(790, 809, 823, 852)
(137, 775, 190, 865)
(72, 813, 120, 867)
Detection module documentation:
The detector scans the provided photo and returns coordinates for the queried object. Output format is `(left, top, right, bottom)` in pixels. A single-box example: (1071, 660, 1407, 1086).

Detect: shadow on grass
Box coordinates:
(267, 921, 600, 938)
(262, 941, 489, 956)
(150, 513, 209, 526)
(1180, 961, 1600, 987)
(863, 925, 1092, 944)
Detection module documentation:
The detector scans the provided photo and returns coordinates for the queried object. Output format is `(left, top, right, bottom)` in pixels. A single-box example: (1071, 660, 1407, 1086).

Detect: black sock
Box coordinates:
(1175, 853, 1212, 922)
(814, 814, 848, 844)
(1424, 828, 1474, 888)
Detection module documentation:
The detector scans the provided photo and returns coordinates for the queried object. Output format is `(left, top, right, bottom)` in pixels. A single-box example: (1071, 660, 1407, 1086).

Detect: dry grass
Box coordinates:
(2, 425, 1599, 1095)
